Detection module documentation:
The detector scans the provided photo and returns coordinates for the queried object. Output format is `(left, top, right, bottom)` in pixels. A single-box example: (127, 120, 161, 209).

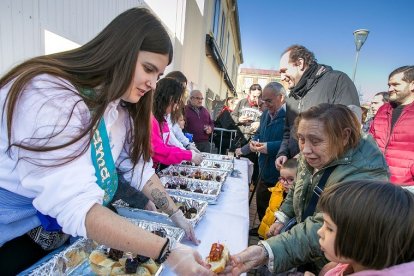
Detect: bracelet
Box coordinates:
(155, 238, 171, 264)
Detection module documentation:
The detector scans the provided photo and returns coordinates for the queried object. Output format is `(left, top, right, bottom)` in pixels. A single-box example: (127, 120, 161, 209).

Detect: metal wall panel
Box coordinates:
(0, 0, 145, 75)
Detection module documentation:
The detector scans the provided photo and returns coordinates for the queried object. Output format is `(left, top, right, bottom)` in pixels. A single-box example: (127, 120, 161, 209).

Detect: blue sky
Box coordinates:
(237, 0, 414, 102)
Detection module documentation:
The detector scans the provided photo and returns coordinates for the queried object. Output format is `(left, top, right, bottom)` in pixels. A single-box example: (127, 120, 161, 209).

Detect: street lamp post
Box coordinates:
(352, 29, 369, 82)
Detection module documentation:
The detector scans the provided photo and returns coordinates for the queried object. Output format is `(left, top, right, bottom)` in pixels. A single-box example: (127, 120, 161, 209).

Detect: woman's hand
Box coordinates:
(188, 143, 200, 153)
(275, 156, 287, 171)
(221, 245, 268, 275)
(191, 151, 203, 165)
(170, 209, 200, 245)
(204, 125, 213, 135)
(142, 174, 199, 244)
(166, 243, 215, 276)
(266, 221, 284, 238)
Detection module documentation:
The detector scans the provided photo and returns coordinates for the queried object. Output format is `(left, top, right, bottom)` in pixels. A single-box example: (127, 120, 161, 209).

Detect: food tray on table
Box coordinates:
(113, 194, 208, 227)
(26, 219, 184, 276)
(159, 166, 228, 184)
(180, 160, 234, 172)
(201, 152, 234, 162)
(21, 238, 98, 276)
(159, 176, 222, 204)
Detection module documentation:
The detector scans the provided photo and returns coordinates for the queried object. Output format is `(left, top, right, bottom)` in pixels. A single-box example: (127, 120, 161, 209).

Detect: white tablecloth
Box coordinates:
(162, 159, 250, 275)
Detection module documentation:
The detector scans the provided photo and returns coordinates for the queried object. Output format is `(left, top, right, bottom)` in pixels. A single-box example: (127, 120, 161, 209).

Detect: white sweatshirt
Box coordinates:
(165, 114, 185, 149)
(0, 74, 154, 240)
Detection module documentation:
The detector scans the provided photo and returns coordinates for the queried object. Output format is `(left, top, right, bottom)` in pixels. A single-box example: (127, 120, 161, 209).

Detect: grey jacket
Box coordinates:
(277, 65, 360, 158)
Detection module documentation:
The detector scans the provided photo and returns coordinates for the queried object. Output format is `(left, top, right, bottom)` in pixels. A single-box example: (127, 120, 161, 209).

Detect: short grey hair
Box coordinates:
(263, 82, 286, 97)
(190, 89, 202, 97)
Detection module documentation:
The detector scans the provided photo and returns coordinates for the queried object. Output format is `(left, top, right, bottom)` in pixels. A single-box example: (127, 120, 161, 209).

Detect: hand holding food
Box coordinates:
(166, 244, 214, 276)
(222, 245, 268, 275)
(206, 242, 229, 273)
(255, 142, 267, 154)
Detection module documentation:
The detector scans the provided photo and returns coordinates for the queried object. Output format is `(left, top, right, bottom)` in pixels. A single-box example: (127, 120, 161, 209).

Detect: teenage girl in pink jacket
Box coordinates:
(151, 78, 202, 167)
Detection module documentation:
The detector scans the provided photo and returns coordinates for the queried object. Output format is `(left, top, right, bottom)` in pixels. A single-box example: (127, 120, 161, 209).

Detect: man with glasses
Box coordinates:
(237, 82, 286, 234)
(275, 44, 360, 170)
(184, 90, 215, 153)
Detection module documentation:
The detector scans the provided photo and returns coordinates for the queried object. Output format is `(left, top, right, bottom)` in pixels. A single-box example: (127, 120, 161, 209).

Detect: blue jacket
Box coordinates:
(242, 106, 286, 184)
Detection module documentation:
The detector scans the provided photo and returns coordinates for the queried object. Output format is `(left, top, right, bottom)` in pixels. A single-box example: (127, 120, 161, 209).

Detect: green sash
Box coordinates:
(81, 87, 119, 204)
(91, 118, 118, 205)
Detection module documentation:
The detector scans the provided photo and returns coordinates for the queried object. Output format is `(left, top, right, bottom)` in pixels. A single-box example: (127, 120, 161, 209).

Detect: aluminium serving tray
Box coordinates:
(179, 159, 234, 172)
(159, 176, 222, 204)
(25, 219, 184, 276)
(113, 194, 208, 227)
(159, 165, 228, 184)
(201, 152, 234, 162)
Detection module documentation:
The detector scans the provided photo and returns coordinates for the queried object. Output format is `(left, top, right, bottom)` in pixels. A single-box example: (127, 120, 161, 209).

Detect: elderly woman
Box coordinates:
(224, 104, 389, 275)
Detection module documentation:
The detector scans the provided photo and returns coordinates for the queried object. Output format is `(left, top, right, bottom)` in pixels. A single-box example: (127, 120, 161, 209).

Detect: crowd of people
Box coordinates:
(0, 6, 413, 276)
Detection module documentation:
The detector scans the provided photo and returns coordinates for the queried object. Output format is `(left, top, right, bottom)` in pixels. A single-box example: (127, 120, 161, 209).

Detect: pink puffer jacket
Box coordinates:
(150, 115, 192, 166)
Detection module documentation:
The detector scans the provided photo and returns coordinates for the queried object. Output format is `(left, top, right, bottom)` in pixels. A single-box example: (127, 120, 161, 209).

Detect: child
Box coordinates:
(258, 158, 298, 239)
(316, 180, 414, 275)
(177, 113, 186, 130)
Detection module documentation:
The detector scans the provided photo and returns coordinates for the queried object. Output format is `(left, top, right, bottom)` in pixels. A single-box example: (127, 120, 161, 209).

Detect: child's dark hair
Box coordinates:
(153, 78, 185, 124)
(164, 71, 187, 124)
(281, 158, 298, 170)
(318, 180, 414, 270)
